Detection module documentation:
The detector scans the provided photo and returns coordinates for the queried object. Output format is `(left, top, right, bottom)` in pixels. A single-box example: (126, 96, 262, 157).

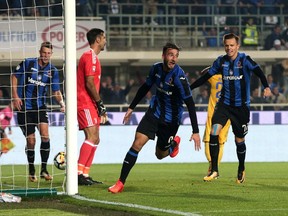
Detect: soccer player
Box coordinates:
(108, 42, 201, 193)
(191, 67, 231, 176)
(11, 41, 65, 182)
(190, 33, 271, 183)
(77, 28, 108, 186)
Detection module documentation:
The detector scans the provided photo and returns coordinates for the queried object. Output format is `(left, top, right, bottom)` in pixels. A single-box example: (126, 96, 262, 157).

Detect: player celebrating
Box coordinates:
(11, 41, 65, 182)
(108, 42, 201, 193)
(77, 28, 108, 186)
(191, 67, 231, 176)
(190, 33, 271, 183)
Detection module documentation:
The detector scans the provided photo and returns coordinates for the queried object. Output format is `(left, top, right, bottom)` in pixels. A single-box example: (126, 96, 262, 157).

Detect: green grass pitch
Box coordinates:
(0, 162, 287, 216)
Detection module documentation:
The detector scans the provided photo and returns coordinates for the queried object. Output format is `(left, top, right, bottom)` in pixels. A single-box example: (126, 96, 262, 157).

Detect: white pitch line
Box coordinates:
(72, 194, 202, 216)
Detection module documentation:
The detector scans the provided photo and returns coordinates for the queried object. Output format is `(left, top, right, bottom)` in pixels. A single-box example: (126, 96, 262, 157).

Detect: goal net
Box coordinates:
(0, 0, 67, 196)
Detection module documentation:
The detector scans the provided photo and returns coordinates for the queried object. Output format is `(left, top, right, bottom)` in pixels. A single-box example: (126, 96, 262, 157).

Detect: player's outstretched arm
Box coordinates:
(189, 133, 201, 151)
(123, 108, 133, 125)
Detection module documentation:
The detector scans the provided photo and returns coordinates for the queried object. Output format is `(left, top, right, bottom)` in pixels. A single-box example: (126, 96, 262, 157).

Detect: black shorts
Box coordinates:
(17, 109, 49, 136)
(212, 102, 250, 138)
(136, 110, 179, 151)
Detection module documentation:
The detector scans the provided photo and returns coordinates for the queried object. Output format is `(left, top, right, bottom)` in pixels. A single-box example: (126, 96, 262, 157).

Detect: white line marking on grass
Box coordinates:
(72, 194, 201, 216)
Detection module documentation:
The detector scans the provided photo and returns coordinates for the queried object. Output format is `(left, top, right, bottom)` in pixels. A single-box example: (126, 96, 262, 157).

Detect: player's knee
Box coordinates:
(155, 151, 164, 160)
(156, 154, 164, 160)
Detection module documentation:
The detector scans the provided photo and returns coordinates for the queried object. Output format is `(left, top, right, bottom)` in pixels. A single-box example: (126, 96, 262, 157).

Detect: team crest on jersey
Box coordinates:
(45, 70, 52, 78)
(38, 74, 42, 80)
(229, 69, 233, 75)
(165, 77, 174, 86)
(236, 61, 243, 69)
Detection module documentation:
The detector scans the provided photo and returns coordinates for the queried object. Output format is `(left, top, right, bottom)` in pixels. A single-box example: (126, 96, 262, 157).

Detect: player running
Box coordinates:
(108, 42, 201, 193)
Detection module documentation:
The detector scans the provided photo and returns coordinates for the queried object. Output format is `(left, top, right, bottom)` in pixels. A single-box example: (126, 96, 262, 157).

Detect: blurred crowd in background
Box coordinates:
(0, 0, 288, 111)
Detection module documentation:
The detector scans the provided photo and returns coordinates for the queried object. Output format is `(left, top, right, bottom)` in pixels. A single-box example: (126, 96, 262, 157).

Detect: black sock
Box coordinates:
(209, 134, 219, 172)
(119, 148, 139, 184)
(236, 141, 246, 172)
(26, 148, 35, 173)
(40, 141, 50, 171)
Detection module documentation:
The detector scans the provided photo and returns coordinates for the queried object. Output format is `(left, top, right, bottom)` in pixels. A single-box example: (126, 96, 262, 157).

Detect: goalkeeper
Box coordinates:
(77, 28, 108, 186)
(11, 41, 65, 182)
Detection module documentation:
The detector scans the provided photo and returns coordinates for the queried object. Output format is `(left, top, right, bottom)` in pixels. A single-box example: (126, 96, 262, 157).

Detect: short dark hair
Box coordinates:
(41, 41, 53, 50)
(162, 42, 181, 54)
(86, 28, 105, 45)
(223, 33, 240, 44)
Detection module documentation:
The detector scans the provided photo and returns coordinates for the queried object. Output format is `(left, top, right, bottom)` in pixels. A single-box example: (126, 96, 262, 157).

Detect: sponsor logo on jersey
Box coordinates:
(223, 75, 243, 80)
(28, 77, 46, 86)
(157, 87, 172, 95)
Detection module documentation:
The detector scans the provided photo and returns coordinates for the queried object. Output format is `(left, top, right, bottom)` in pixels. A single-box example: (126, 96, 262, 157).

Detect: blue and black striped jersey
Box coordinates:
(145, 62, 193, 124)
(13, 58, 60, 110)
(209, 53, 261, 107)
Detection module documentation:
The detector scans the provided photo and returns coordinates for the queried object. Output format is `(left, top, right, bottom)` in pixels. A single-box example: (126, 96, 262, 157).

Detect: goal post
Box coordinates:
(64, 0, 78, 196)
(0, 0, 78, 196)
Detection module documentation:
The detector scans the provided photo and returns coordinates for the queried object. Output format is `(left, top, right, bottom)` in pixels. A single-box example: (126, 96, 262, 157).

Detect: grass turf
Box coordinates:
(0, 162, 288, 216)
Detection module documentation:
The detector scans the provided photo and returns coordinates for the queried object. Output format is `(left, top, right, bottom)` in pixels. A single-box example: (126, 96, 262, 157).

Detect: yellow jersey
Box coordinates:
(203, 74, 231, 143)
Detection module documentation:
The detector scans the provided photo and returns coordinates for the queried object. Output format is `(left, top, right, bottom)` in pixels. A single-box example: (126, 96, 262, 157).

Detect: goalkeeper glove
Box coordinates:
(96, 100, 107, 116)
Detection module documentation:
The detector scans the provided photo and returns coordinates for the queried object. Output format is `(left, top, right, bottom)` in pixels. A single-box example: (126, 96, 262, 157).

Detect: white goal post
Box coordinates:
(0, 0, 78, 196)
(64, 0, 78, 196)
